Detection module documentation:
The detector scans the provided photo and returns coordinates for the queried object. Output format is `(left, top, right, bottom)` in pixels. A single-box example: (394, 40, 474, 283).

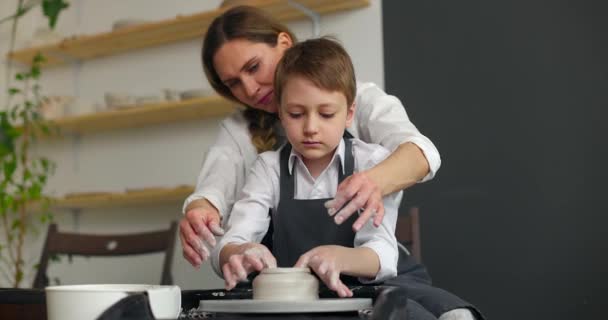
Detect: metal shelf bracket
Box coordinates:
(288, 1, 321, 37)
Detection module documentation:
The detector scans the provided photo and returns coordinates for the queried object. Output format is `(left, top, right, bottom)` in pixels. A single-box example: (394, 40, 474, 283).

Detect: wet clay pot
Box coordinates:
(252, 267, 319, 301)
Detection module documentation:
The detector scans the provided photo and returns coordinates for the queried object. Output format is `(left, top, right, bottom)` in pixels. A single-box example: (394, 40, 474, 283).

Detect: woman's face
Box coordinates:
(213, 33, 292, 113)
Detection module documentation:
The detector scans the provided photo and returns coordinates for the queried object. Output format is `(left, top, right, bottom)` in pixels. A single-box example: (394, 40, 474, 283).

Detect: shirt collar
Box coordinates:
(288, 139, 346, 175)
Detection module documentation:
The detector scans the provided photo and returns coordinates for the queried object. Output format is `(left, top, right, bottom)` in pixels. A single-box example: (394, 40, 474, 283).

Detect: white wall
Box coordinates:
(0, 0, 384, 289)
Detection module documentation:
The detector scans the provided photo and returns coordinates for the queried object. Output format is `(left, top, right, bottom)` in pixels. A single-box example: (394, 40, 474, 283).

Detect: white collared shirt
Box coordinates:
(212, 139, 402, 283)
(183, 82, 440, 219)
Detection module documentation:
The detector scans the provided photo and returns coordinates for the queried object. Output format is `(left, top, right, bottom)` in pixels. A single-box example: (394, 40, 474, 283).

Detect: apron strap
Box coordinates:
(279, 143, 294, 200)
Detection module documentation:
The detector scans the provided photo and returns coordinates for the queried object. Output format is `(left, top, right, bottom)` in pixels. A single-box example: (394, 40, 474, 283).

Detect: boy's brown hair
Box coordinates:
(274, 37, 356, 107)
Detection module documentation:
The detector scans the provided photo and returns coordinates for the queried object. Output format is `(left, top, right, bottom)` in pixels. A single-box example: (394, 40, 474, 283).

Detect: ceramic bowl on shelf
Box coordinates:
(40, 95, 74, 119)
(112, 19, 149, 31)
(135, 95, 163, 105)
(179, 88, 213, 101)
(162, 89, 180, 102)
(104, 92, 135, 109)
(23, 27, 63, 48)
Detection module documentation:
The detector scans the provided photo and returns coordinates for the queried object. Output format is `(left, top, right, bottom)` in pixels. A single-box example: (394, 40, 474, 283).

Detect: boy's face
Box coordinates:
(279, 76, 355, 164)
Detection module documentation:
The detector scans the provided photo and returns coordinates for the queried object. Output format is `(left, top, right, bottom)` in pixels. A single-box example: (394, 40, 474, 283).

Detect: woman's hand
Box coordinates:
(221, 243, 277, 290)
(179, 199, 225, 268)
(294, 245, 353, 298)
(324, 171, 384, 231)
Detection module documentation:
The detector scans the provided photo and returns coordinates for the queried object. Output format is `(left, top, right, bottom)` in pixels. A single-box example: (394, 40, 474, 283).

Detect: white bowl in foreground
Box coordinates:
(45, 284, 180, 320)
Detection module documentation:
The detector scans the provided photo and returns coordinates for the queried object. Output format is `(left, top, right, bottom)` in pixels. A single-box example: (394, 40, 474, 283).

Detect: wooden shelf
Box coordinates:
(53, 185, 194, 210)
(51, 95, 237, 135)
(8, 0, 370, 67)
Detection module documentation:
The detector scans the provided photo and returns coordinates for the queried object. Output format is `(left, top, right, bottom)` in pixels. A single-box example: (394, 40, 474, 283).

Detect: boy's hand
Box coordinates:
(294, 245, 353, 298)
(222, 243, 277, 290)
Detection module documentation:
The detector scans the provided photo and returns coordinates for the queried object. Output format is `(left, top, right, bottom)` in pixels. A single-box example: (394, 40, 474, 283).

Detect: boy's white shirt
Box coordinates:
(212, 138, 402, 283)
(183, 82, 440, 219)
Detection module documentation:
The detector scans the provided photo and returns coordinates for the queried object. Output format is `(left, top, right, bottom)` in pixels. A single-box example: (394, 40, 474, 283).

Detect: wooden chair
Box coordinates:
(395, 206, 422, 262)
(33, 221, 178, 289)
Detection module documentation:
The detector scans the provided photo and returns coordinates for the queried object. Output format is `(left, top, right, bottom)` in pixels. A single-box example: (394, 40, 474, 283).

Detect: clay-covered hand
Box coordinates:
(222, 243, 277, 291)
(324, 171, 385, 231)
(179, 200, 225, 268)
(294, 245, 353, 298)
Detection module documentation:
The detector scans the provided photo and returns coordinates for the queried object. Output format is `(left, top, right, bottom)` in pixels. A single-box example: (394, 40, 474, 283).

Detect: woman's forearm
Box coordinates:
(368, 142, 430, 196)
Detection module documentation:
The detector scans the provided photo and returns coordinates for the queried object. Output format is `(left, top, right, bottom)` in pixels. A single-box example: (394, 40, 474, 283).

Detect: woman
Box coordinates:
(180, 5, 440, 270)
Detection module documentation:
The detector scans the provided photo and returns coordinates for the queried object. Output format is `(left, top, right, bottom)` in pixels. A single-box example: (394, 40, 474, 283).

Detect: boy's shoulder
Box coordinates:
(256, 146, 283, 168)
(351, 138, 392, 171)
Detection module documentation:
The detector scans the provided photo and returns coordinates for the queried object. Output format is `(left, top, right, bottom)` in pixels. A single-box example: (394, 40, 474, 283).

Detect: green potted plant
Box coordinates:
(0, 0, 68, 288)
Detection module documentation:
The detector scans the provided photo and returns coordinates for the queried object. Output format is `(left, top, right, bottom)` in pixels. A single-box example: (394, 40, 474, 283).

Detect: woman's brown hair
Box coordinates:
(202, 6, 297, 153)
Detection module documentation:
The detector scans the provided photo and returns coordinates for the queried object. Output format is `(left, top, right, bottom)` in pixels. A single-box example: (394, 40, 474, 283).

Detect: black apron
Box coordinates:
(263, 136, 485, 319)
(271, 138, 360, 285)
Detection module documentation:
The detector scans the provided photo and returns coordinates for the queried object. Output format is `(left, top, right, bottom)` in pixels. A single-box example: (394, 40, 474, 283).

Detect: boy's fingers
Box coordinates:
(222, 264, 235, 290)
(294, 254, 310, 268)
(329, 269, 340, 290)
(338, 282, 352, 297)
(244, 254, 264, 271)
(261, 253, 277, 269)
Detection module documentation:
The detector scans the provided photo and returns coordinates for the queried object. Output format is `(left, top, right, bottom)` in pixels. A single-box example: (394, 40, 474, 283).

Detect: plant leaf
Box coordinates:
(33, 52, 45, 64)
(28, 183, 42, 200)
(11, 219, 21, 230)
(42, 0, 69, 29)
(15, 269, 23, 284)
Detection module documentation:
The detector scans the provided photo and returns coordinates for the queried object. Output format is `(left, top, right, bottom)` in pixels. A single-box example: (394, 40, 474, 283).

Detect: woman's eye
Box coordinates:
(320, 113, 335, 119)
(248, 63, 259, 73)
(288, 113, 302, 119)
(225, 80, 239, 88)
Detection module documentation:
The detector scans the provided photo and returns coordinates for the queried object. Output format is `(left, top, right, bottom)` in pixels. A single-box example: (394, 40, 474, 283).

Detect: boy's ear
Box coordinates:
(345, 102, 356, 127)
(277, 32, 293, 49)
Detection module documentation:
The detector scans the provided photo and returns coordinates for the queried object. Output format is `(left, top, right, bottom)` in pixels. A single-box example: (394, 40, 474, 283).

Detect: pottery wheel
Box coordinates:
(198, 298, 372, 313)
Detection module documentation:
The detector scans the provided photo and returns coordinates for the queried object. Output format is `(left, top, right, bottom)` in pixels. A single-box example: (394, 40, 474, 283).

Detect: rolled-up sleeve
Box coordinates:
(182, 113, 257, 221)
(354, 83, 441, 182)
(353, 141, 400, 283)
(355, 193, 400, 283)
(211, 153, 278, 277)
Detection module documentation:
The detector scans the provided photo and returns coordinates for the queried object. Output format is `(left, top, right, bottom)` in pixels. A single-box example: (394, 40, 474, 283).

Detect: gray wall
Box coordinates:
(383, 1, 607, 319)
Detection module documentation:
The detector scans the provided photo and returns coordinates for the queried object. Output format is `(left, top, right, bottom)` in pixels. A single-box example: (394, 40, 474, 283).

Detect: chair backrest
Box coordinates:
(33, 221, 178, 289)
(395, 206, 421, 262)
